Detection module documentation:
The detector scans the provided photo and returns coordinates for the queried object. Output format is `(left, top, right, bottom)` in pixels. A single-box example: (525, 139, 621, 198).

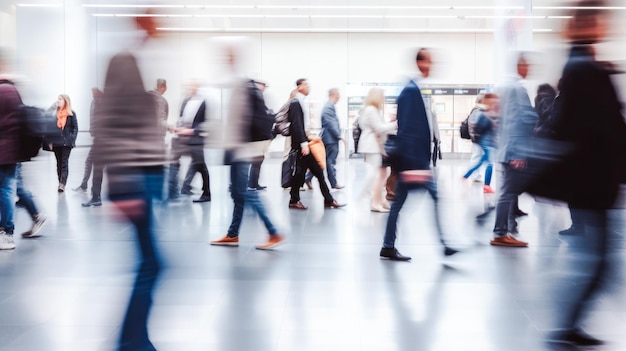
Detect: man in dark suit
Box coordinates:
(288, 78, 344, 210)
(380, 48, 458, 261)
(176, 81, 211, 203)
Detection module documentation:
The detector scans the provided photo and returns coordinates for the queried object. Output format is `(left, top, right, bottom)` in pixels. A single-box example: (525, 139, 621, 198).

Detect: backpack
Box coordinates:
(459, 116, 471, 140)
(273, 99, 293, 136)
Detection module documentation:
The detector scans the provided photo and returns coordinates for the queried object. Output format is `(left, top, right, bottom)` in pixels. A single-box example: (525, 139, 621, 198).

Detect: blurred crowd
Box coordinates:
(0, 0, 625, 349)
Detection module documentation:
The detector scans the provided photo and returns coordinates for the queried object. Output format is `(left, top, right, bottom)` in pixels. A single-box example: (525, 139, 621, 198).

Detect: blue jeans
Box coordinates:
(16, 163, 38, 218)
(463, 143, 493, 185)
(383, 179, 446, 249)
(0, 164, 17, 234)
(227, 161, 277, 237)
(325, 142, 339, 187)
(108, 166, 164, 351)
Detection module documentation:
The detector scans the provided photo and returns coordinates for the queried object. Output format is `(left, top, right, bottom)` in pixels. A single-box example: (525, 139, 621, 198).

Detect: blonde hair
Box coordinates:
(364, 87, 384, 110)
(58, 94, 73, 116)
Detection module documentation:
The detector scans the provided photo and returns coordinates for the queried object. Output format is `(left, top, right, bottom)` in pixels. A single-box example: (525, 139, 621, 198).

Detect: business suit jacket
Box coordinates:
(180, 97, 206, 145)
(288, 98, 307, 150)
(321, 101, 341, 145)
(396, 79, 432, 171)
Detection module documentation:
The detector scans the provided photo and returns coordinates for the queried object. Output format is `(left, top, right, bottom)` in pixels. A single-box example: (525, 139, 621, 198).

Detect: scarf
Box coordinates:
(57, 108, 69, 129)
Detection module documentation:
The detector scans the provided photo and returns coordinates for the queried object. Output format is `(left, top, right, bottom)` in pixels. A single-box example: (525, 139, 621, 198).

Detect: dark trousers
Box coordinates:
(79, 147, 94, 189)
(248, 156, 264, 188)
(290, 151, 333, 204)
(109, 166, 163, 351)
(91, 162, 104, 201)
(383, 179, 446, 248)
(53, 146, 72, 185)
(182, 144, 210, 197)
(493, 164, 527, 236)
(558, 210, 610, 330)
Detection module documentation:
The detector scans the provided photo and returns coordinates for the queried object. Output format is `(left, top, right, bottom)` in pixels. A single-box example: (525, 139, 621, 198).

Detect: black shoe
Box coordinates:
(255, 185, 267, 190)
(443, 247, 459, 256)
(380, 247, 411, 261)
(81, 198, 102, 207)
(181, 187, 193, 196)
(193, 195, 211, 203)
(546, 328, 604, 346)
(559, 226, 581, 236)
(514, 209, 528, 217)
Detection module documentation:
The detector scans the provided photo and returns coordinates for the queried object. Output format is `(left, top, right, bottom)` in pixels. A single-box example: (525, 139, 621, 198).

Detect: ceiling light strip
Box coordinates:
(92, 13, 570, 20)
(156, 27, 552, 33)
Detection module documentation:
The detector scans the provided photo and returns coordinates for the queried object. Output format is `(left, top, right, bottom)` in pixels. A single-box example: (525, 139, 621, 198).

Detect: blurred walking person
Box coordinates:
(15, 163, 47, 238)
(0, 52, 29, 250)
(176, 81, 211, 203)
(489, 54, 537, 247)
(93, 51, 167, 351)
(210, 78, 284, 249)
(380, 48, 458, 261)
(320, 88, 345, 190)
(542, 1, 626, 346)
(73, 88, 102, 194)
(462, 93, 499, 193)
(358, 87, 397, 212)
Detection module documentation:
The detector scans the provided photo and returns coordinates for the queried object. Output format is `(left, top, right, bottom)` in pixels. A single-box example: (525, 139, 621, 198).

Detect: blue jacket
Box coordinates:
(321, 101, 341, 145)
(396, 80, 432, 171)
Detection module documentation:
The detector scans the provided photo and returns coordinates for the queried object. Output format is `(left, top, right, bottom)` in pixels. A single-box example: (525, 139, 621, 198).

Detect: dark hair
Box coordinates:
(483, 93, 498, 100)
(537, 83, 556, 96)
(416, 48, 429, 61)
(296, 78, 307, 86)
(567, 0, 607, 39)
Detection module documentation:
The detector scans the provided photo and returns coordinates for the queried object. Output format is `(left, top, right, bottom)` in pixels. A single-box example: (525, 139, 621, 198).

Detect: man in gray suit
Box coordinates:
(320, 88, 344, 189)
(491, 54, 538, 247)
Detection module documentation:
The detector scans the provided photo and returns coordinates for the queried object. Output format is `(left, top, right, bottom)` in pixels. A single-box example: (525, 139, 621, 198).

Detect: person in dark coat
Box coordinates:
(288, 78, 344, 210)
(45, 94, 78, 192)
(542, 1, 626, 346)
(0, 69, 29, 250)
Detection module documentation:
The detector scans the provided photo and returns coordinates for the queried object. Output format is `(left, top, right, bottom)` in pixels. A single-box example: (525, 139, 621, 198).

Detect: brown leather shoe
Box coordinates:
(490, 234, 528, 247)
(324, 201, 346, 209)
(289, 201, 308, 210)
(305, 181, 313, 190)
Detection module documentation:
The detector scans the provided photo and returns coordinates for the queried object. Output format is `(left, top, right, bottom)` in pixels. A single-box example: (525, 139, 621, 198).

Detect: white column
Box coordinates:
(494, 0, 533, 85)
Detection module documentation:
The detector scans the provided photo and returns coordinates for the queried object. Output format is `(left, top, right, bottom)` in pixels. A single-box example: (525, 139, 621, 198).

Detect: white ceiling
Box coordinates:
(12, 0, 626, 33)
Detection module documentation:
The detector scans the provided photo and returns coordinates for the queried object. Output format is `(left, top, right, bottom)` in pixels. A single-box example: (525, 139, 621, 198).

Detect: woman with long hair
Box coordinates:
(357, 88, 397, 212)
(46, 94, 78, 192)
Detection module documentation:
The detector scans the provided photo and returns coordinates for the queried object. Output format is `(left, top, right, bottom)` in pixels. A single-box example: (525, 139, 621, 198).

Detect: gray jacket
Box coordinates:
(496, 76, 538, 163)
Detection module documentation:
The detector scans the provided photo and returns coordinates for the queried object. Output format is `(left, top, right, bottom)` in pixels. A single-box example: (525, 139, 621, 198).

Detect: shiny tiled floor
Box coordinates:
(1, 148, 625, 351)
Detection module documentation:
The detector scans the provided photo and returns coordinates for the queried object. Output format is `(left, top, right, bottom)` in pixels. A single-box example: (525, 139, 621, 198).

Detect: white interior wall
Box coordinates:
(13, 8, 610, 145)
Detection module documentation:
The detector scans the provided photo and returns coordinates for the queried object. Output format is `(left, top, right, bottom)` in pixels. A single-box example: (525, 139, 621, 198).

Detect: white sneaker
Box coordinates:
(22, 214, 47, 238)
(0, 232, 16, 250)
